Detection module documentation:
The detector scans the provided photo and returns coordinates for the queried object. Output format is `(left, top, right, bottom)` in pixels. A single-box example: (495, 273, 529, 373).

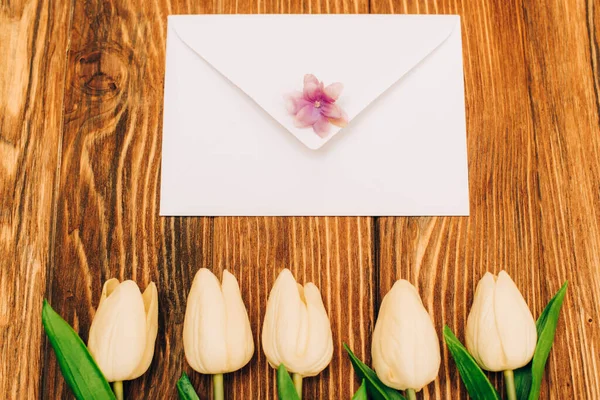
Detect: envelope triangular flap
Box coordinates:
(171, 14, 459, 149)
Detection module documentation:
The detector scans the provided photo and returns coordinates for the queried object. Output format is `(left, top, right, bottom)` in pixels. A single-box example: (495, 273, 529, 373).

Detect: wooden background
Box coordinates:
(1, 0, 599, 398)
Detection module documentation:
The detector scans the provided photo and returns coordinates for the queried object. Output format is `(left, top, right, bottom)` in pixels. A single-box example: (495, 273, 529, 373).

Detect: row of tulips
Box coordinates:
(85, 268, 334, 399)
(42, 268, 567, 399)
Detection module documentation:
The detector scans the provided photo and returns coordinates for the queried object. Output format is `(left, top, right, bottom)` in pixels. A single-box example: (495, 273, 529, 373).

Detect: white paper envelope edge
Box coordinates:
(160, 15, 470, 216)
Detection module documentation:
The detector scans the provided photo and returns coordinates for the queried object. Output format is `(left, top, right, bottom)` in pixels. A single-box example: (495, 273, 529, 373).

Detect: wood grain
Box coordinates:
(0, 1, 71, 398)
(0, 0, 599, 398)
(372, 0, 600, 398)
(206, 0, 374, 398)
(206, 217, 375, 399)
(43, 0, 213, 398)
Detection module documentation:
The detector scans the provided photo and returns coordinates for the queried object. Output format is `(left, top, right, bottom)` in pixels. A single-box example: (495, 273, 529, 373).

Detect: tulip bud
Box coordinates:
(262, 269, 333, 377)
(183, 268, 254, 374)
(88, 279, 158, 382)
(371, 280, 441, 392)
(465, 271, 537, 372)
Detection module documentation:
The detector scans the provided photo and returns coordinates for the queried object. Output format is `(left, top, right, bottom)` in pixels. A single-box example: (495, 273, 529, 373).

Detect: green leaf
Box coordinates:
(343, 343, 406, 400)
(514, 281, 568, 400)
(177, 372, 200, 400)
(352, 380, 368, 400)
(513, 367, 532, 400)
(443, 326, 501, 400)
(277, 364, 300, 400)
(41, 300, 115, 400)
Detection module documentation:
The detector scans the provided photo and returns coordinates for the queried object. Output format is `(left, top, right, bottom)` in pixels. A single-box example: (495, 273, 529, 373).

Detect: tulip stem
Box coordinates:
(112, 381, 124, 400)
(504, 370, 517, 400)
(292, 373, 303, 399)
(406, 389, 417, 400)
(213, 374, 224, 400)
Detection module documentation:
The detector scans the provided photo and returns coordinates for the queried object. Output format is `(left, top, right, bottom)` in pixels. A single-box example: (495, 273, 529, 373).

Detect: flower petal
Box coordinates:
(262, 269, 305, 372)
(222, 270, 255, 372)
(313, 116, 331, 137)
(262, 269, 333, 377)
(325, 106, 348, 128)
(303, 81, 320, 102)
(285, 91, 309, 115)
(494, 271, 537, 369)
(323, 82, 343, 102)
(303, 74, 319, 87)
(127, 282, 158, 380)
(371, 280, 440, 391)
(183, 268, 228, 374)
(295, 105, 321, 128)
(88, 281, 147, 382)
(328, 117, 348, 128)
(98, 278, 120, 309)
(465, 272, 506, 371)
(320, 103, 342, 119)
(296, 283, 333, 377)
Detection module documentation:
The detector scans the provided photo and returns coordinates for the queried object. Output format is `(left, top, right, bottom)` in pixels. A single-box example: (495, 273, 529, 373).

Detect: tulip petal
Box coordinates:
(98, 278, 120, 309)
(494, 271, 537, 369)
(262, 269, 304, 372)
(262, 269, 333, 377)
(465, 273, 506, 371)
(221, 270, 255, 372)
(313, 116, 331, 138)
(183, 268, 228, 374)
(371, 280, 440, 391)
(323, 82, 343, 102)
(299, 283, 333, 377)
(127, 282, 158, 380)
(88, 281, 147, 382)
(295, 105, 321, 128)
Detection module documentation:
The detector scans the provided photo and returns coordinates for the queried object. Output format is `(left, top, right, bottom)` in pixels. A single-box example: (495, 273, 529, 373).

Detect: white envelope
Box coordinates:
(160, 15, 469, 216)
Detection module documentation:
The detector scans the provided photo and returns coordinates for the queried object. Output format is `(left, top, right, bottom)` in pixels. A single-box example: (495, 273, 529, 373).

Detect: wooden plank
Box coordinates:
(46, 0, 373, 398)
(207, 217, 375, 399)
(43, 0, 213, 398)
(211, 0, 367, 13)
(0, 1, 71, 398)
(372, 0, 600, 398)
(204, 0, 374, 397)
(518, 0, 600, 397)
(202, 0, 374, 394)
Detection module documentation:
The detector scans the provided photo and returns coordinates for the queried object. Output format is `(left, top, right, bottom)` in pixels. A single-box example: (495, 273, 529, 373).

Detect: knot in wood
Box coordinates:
(75, 46, 128, 98)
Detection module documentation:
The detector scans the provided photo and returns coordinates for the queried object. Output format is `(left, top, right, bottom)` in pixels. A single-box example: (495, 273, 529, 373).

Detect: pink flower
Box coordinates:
(285, 74, 348, 138)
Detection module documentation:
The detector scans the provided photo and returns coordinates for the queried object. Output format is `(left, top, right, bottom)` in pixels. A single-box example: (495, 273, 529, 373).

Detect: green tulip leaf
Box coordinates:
(343, 343, 406, 400)
(277, 364, 300, 400)
(352, 380, 368, 400)
(443, 326, 501, 400)
(514, 281, 568, 400)
(42, 300, 115, 400)
(514, 366, 532, 400)
(177, 372, 200, 400)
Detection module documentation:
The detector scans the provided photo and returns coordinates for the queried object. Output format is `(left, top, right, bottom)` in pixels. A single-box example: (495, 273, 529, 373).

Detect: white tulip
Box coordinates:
(183, 268, 254, 374)
(466, 271, 537, 372)
(262, 269, 333, 378)
(371, 280, 441, 392)
(88, 279, 158, 383)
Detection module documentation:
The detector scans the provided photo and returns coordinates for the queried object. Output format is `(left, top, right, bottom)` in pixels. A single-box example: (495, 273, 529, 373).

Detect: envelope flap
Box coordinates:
(171, 14, 459, 149)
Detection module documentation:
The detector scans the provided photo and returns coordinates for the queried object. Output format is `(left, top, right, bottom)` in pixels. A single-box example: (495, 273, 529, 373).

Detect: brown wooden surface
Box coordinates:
(0, 0, 71, 397)
(0, 0, 599, 398)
